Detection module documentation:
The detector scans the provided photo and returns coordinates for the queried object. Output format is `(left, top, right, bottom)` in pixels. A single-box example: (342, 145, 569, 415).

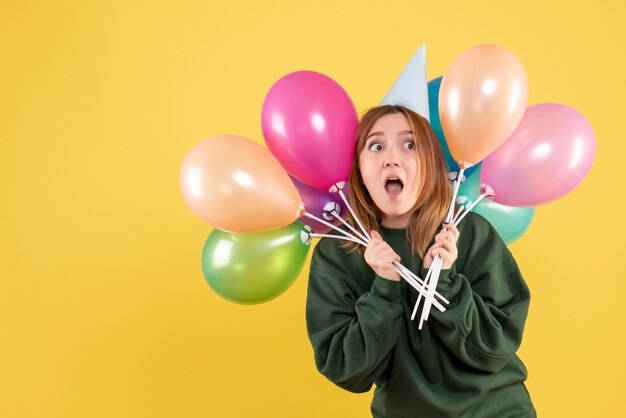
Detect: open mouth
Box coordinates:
(385, 178, 404, 196)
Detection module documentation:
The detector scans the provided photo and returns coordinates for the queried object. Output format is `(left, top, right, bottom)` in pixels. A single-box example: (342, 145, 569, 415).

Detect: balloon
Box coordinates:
(261, 71, 358, 191)
(457, 164, 490, 202)
(457, 166, 534, 244)
(473, 200, 534, 244)
(201, 221, 311, 304)
(439, 44, 528, 167)
(481, 103, 596, 206)
(290, 176, 346, 234)
(179, 135, 302, 232)
(381, 44, 430, 120)
(428, 76, 477, 178)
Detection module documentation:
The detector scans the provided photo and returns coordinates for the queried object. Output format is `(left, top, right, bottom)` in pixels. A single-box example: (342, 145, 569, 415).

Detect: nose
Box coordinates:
(384, 159, 400, 167)
(384, 145, 401, 167)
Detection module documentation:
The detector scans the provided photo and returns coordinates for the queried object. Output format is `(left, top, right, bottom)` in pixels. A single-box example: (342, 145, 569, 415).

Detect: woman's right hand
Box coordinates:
(364, 230, 401, 281)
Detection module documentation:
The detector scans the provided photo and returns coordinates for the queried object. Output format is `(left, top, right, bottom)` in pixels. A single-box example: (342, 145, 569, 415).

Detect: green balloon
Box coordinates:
(473, 200, 534, 244)
(201, 221, 311, 304)
(457, 165, 535, 244)
(457, 163, 483, 201)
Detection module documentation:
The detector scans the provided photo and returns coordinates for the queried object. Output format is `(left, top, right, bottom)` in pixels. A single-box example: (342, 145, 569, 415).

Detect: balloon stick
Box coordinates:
(417, 167, 466, 328)
(411, 261, 435, 320)
(453, 205, 464, 224)
(303, 211, 362, 243)
(330, 189, 448, 307)
(311, 230, 446, 310)
(310, 233, 367, 246)
(454, 193, 487, 225)
(307, 194, 448, 312)
(329, 207, 370, 244)
(328, 207, 448, 308)
(331, 182, 372, 241)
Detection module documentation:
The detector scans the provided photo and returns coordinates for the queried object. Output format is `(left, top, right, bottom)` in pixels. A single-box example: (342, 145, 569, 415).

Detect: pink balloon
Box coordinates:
(481, 103, 596, 206)
(261, 71, 358, 191)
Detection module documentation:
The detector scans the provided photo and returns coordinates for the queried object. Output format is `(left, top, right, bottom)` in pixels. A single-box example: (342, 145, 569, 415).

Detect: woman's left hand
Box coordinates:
(423, 222, 460, 270)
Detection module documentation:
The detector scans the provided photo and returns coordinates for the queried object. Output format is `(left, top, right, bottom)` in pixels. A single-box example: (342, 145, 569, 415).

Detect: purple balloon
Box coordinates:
(291, 176, 347, 234)
(481, 103, 596, 206)
(262, 71, 358, 191)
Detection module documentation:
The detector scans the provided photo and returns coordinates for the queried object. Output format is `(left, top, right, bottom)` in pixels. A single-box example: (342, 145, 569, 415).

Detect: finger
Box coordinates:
(443, 222, 460, 241)
(376, 246, 400, 263)
(366, 239, 381, 253)
(366, 236, 384, 254)
(442, 229, 458, 246)
(445, 222, 460, 242)
(430, 241, 443, 251)
(435, 232, 453, 245)
(370, 230, 382, 240)
(445, 221, 459, 234)
(431, 247, 445, 260)
(368, 254, 399, 271)
(440, 238, 456, 254)
(367, 238, 389, 254)
(367, 243, 396, 262)
(433, 247, 452, 262)
(443, 231, 455, 246)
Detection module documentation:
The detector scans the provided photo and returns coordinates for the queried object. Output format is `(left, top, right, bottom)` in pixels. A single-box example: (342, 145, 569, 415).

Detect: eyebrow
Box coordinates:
(365, 130, 414, 140)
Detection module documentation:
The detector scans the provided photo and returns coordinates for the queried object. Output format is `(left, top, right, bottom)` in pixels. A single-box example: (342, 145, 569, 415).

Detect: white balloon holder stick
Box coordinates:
(305, 183, 449, 314)
(414, 167, 466, 329)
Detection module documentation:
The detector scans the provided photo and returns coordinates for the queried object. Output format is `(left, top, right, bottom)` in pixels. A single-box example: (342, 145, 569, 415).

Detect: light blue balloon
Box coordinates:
(473, 200, 535, 244)
(457, 166, 534, 244)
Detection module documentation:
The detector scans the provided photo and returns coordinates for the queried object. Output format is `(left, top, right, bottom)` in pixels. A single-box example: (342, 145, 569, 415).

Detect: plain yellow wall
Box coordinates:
(1, 0, 624, 417)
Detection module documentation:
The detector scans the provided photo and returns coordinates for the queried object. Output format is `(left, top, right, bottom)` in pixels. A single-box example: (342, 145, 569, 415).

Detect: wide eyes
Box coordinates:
(403, 140, 416, 150)
(368, 142, 384, 151)
(367, 140, 415, 152)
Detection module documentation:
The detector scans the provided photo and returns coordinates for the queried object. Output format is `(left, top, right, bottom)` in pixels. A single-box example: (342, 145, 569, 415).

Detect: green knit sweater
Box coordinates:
(305, 212, 536, 418)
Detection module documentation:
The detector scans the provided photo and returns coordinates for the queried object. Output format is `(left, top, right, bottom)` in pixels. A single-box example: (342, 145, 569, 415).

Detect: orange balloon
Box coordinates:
(439, 44, 528, 167)
(179, 135, 302, 232)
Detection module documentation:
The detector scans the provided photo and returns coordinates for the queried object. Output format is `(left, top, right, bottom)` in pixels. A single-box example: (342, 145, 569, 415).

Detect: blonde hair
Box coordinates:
(345, 105, 451, 257)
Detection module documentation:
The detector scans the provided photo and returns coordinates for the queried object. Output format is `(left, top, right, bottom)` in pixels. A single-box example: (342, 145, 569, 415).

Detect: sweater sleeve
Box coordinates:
(422, 221, 530, 374)
(305, 241, 403, 393)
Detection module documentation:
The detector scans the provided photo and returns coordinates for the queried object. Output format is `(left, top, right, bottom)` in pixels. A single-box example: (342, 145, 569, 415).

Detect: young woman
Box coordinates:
(305, 105, 535, 417)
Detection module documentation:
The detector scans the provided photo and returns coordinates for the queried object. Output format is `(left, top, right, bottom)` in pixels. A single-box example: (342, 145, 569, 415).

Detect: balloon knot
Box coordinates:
(323, 202, 339, 220)
(300, 225, 313, 245)
(457, 160, 475, 170)
(480, 183, 495, 199)
(329, 181, 346, 193)
(297, 202, 306, 217)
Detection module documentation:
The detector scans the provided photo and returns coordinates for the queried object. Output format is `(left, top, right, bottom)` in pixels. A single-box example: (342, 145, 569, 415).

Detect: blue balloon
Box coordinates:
(428, 76, 477, 179)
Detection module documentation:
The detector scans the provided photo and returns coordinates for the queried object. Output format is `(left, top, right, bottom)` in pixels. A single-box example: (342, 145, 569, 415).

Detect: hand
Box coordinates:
(364, 230, 401, 281)
(423, 222, 459, 270)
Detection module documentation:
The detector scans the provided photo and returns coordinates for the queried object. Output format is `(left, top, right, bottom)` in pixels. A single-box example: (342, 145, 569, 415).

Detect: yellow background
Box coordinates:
(1, 0, 624, 416)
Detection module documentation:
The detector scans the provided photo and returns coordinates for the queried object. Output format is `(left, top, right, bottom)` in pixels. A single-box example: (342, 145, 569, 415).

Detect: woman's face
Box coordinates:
(359, 113, 420, 228)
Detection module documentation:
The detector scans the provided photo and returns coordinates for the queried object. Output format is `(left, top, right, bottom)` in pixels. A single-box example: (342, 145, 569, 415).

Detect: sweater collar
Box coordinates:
(379, 225, 407, 243)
